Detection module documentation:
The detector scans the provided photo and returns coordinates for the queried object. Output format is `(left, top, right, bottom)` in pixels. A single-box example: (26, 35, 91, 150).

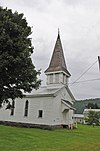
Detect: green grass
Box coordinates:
(0, 124, 100, 151)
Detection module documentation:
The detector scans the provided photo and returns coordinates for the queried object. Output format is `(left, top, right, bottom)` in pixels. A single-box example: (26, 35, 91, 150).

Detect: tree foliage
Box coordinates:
(86, 103, 99, 109)
(0, 7, 41, 107)
(86, 110, 100, 126)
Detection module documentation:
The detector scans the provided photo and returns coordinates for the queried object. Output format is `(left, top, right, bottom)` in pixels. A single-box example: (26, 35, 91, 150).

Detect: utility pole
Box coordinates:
(98, 56, 100, 71)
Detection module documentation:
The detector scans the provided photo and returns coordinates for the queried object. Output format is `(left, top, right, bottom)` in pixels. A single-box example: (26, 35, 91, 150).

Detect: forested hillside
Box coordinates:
(74, 98, 100, 114)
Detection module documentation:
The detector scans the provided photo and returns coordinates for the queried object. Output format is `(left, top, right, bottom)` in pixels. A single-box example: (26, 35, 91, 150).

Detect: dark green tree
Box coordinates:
(86, 103, 99, 109)
(94, 103, 99, 109)
(0, 7, 41, 107)
(86, 110, 100, 126)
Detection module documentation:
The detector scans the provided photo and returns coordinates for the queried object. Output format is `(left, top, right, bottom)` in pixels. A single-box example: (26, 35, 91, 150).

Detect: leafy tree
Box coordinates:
(0, 7, 41, 107)
(94, 103, 99, 109)
(86, 103, 99, 109)
(86, 110, 100, 126)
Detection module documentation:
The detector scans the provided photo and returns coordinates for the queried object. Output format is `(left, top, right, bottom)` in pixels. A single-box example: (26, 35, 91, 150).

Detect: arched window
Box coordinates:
(24, 100, 29, 117)
(10, 100, 15, 116)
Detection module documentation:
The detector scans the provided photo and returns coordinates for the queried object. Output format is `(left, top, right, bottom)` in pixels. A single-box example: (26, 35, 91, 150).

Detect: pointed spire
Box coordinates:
(45, 31, 71, 76)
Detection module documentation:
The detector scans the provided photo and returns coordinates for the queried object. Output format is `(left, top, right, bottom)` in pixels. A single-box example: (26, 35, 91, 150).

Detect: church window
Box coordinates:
(63, 74, 65, 83)
(66, 77, 68, 84)
(49, 74, 53, 83)
(10, 100, 15, 116)
(24, 100, 29, 117)
(63, 74, 66, 84)
(55, 73, 59, 83)
(38, 110, 43, 118)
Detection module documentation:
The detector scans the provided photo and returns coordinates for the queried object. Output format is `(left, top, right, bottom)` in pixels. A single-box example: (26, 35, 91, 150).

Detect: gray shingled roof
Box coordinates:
(25, 85, 63, 97)
(24, 85, 75, 102)
(45, 33, 71, 76)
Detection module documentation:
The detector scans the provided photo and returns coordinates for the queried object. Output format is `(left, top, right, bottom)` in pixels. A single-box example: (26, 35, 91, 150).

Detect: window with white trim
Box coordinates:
(38, 110, 43, 118)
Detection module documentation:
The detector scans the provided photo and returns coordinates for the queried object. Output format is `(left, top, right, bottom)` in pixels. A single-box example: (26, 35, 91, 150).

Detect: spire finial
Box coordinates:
(58, 28, 60, 35)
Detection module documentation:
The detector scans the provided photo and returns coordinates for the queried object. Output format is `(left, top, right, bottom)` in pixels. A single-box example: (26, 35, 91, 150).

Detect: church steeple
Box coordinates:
(45, 31, 71, 85)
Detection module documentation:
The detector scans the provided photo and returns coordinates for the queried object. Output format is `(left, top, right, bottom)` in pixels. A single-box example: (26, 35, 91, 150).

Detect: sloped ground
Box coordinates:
(0, 124, 100, 151)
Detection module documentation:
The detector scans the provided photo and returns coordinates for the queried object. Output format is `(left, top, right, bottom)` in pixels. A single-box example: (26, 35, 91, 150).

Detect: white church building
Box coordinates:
(0, 32, 75, 129)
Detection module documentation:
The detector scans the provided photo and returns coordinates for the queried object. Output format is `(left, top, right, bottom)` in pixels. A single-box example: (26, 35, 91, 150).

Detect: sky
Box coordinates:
(0, 0, 100, 100)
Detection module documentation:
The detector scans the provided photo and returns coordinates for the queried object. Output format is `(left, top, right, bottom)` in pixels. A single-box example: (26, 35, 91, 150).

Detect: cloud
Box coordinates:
(1, 0, 100, 99)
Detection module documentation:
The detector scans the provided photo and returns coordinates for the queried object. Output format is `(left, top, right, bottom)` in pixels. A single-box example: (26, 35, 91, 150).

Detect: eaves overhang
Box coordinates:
(25, 93, 55, 98)
(61, 100, 76, 111)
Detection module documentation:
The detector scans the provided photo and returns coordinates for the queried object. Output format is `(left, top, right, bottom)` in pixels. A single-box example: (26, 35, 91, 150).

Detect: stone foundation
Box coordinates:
(0, 121, 62, 130)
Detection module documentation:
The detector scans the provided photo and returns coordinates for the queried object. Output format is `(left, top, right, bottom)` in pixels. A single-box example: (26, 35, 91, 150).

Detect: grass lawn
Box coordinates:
(0, 124, 100, 151)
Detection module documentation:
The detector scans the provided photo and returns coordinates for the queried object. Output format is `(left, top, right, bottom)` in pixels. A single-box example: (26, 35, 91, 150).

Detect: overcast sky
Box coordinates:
(1, 0, 100, 100)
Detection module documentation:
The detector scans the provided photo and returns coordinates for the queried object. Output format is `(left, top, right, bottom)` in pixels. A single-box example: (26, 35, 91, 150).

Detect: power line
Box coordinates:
(69, 78, 100, 85)
(70, 60, 98, 86)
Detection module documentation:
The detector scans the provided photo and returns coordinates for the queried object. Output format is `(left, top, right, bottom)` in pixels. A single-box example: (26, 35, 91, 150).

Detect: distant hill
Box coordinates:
(74, 98, 100, 114)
